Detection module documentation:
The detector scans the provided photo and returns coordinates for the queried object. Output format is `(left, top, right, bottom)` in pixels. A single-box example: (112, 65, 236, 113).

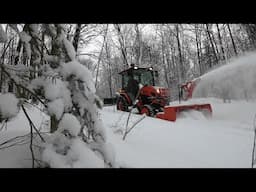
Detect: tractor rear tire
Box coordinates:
(116, 96, 129, 112)
(140, 104, 155, 117)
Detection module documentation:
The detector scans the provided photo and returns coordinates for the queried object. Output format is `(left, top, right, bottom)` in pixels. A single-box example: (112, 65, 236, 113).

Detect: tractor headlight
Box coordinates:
(134, 66, 138, 69)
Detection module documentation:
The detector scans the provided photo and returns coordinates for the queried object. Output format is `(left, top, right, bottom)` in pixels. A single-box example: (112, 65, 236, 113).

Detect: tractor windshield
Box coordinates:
(122, 68, 154, 89)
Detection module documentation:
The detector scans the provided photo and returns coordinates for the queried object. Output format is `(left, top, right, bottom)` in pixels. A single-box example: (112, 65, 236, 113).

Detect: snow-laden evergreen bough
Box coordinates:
(0, 24, 116, 168)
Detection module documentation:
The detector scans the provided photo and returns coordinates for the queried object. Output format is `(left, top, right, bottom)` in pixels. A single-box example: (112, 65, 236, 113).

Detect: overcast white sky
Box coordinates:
(78, 24, 157, 60)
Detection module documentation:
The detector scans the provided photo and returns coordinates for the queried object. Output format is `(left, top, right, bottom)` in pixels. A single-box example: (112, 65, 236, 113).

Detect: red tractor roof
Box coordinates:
(118, 66, 153, 75)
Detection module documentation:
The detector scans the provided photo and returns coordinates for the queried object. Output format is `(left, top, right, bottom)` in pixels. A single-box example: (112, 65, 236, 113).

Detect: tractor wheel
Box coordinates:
(116, 96, 129, 112)
(140, 105, 155, 117)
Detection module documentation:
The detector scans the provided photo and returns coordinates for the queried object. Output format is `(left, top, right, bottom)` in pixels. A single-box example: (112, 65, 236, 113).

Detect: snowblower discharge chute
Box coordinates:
(116, 64, 212, 121)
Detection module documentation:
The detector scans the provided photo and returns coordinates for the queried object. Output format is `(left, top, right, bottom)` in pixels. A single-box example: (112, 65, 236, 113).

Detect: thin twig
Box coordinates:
(0, 141, 30, 150)
(125, 110, 133, 133)
(0, 137, 34, 150)
(0, 139, 29, 150)
(0, 131, 48, 150)
(0, 37, 15, 61)
(29, 119, 35, 168)
(23, 100, 46, 114)
(124, 90, 141, 136)
(21, 105, 45, 142)
(251, 113, 256, 168)
(0, 131, 40, 150)
(0, 119, 8, 131)
(0, 133, 29, 146)
(123, 115, 146, 141)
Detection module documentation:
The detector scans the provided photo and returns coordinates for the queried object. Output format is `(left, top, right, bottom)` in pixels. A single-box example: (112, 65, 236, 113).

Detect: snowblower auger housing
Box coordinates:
(156, 104, 212, 121)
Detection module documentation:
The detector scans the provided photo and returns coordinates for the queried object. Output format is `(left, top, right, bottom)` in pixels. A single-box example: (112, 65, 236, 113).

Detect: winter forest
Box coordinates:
(1, 24, 256, 168)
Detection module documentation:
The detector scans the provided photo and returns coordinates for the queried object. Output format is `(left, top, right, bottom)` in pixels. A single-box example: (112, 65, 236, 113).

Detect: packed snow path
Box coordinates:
(102, 98, 255, 168)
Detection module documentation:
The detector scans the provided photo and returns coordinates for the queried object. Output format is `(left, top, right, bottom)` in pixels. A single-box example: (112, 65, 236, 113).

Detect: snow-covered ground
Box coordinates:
(0, 98, 255, 168)
(2, 52, 256, 168)
(0, 103, 49, 168)
(102, 98, 255, 168)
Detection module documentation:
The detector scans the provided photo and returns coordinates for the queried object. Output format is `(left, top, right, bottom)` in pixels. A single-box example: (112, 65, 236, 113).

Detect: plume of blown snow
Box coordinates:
(193, 52, 256, 100)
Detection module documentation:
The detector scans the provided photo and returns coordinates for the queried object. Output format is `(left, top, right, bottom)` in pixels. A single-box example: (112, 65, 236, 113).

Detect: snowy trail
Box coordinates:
(102, 98, 255, 168)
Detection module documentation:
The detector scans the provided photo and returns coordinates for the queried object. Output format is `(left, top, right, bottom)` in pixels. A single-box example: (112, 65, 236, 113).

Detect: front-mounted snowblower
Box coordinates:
(116, 64, 212, 121)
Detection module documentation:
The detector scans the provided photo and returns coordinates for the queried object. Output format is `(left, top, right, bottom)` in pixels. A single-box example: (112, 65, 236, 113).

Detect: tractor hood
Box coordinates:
(153, 86, 170, 98)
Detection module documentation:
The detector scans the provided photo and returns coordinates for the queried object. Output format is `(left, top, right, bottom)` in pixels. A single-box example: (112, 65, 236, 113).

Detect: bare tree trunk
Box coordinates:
(195, 24, 202, 75)
(95, 24, 108, 89)
(241, 24, 256, 49)
(66, 24, 73, 41)
(206, 24, 219, 64)
(72, 24, 82, 52)
(105, 41, 113, 99)
(210, 30, 220, 60)
(160, 30, 170, 87)
(175, 24, 183, 84)
(227, 24, 238, 56)
(0, 26, 9, 92)
(10, 35, 15, 65)
(39, 28, 45, 77)
(0, 68, 3, 93)
(198, 27, 204, 73)
(114, 24, 129, 68)
(135, 24, 143, 66)
(216, 24, 226, 61)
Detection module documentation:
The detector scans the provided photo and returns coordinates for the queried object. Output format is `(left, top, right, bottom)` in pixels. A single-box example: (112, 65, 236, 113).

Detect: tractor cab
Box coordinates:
(116, 64, 170, 115)
(119, 65, 156, 89)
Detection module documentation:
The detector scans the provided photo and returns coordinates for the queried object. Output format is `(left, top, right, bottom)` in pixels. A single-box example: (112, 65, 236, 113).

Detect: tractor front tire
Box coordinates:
(140, 104, 155, 117)
(116, 96, 129, 112)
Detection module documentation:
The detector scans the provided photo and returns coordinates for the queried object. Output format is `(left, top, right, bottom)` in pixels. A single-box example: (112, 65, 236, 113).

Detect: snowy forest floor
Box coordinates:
(0, 98, 255, 168)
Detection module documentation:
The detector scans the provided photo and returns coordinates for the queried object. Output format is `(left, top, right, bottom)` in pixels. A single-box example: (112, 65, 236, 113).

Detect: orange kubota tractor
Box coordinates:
(116, 64, 212, 121)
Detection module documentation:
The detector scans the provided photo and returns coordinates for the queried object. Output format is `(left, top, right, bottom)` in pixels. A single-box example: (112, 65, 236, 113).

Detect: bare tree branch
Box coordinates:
(21, 105, 45, 143)
(0, 64, 46, 107)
